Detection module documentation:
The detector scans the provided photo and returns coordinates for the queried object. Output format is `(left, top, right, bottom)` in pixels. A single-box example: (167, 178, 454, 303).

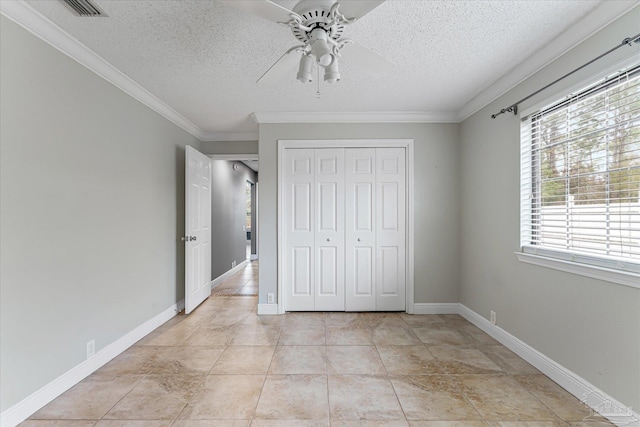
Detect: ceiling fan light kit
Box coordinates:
(221, 0, 391, 87)
(324, 59, 340, 84)
(309, 28, 334, 67)
(297, 53, 314, 83)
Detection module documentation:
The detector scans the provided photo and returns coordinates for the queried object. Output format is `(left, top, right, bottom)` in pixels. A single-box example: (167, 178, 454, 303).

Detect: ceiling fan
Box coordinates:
(219, 0, 393, 85)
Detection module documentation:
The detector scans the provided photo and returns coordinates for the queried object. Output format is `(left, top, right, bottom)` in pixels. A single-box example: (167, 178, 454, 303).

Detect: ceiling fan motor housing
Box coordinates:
(291, 0, 345, 43)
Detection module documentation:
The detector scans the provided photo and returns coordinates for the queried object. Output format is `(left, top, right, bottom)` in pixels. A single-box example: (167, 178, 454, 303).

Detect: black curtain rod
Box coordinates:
(491, 32, 640, 119)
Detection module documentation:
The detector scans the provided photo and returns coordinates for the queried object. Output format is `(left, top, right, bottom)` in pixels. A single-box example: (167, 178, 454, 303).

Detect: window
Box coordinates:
(520, 64, 640, 276)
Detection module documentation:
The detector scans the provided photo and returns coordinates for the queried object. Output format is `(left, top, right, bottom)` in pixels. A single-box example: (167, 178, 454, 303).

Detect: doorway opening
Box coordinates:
(246, 180, 254, 260)
(207, 154, 259, 297)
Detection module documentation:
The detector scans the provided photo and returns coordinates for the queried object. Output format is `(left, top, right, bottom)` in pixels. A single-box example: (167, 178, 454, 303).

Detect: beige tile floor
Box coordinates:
(23, 291, 614, 426)
(211, 261, 258, 296)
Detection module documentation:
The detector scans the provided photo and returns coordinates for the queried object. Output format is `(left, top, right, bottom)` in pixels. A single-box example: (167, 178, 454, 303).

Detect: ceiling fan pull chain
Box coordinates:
(316, 64, 321, 98)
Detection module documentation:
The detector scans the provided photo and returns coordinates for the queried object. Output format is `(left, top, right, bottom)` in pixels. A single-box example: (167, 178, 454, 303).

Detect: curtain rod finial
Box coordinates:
(491, 106, 517, 119)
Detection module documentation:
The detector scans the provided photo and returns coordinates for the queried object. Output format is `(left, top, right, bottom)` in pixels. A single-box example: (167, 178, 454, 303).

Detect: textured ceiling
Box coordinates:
(24, 0, 607, 136)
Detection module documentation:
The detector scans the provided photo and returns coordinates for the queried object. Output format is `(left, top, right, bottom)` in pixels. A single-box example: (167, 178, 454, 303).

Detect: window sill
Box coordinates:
(515, 252, 640, 289)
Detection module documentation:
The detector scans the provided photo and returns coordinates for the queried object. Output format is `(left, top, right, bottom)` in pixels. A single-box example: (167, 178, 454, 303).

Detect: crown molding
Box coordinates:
(0, 0, 205, 140)
(200, 132, 259, 142)
(252, 111, 459, 124)
(456, 1, 640, 122)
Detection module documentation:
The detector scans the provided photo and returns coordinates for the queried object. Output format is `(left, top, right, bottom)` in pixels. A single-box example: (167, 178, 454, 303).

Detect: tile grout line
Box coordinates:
(324, 343, 331, 426)
(171, 369, 209, 425)
(96, 372, 148, 423)
(251, 331, 280, 423)
(515, 375, 579, 424)
(384, 360, 411, 424)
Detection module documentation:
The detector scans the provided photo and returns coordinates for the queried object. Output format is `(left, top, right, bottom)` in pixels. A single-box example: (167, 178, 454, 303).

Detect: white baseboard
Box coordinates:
(250, 254, 258, 261)
(0, 299, 185, 427)
(257, 303, 278, 315)
(458, 304, 640, 427)
(412, 303, 460, 314)
(211, 259, 250, 288)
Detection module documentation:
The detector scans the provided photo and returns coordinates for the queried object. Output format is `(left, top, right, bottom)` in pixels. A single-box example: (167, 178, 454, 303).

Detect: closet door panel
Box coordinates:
(345, 148, 376, 311)
(380, 182, 399, 230)
(354, 247, 374, 296)
(315, 149, 345, 311)
(284, 149, 315, 311)
(292, 247, 312, 295)
(376, 148, 406, 311)
(379, 246, 399, 295)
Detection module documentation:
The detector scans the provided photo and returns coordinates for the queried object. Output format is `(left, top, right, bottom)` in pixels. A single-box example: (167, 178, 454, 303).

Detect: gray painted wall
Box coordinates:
(201, 140, 258, 155)
(210, 160, 257, 280)
(459, 7, 640, 411)
(258, 123, 460, 306)
(0, 16, 200, 411)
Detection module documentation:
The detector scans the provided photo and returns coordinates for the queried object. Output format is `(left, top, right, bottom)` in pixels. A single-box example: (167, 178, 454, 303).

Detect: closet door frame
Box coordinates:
(277, 139, 414, 315)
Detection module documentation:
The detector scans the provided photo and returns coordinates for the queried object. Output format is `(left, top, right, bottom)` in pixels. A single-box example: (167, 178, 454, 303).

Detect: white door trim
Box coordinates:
(277, 139, 415, 315)
(207, 154, 258, 161)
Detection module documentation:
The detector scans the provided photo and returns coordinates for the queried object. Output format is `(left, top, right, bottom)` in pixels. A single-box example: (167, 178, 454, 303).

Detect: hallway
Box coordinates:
(211, 261, 258, 296)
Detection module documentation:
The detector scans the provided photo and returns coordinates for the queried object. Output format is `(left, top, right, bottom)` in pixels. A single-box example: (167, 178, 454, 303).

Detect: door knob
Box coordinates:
(357, 238, 361, 242)
(189, 236, 197, 242)
(326, 238, 330, 242)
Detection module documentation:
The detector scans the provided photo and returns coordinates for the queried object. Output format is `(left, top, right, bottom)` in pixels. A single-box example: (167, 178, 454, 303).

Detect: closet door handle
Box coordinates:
(326, 238, 331, 242)
(357, 238, 361, 242)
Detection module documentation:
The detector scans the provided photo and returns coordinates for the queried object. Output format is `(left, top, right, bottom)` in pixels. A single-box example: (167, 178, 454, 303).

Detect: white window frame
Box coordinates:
(517, 60, 640, 289)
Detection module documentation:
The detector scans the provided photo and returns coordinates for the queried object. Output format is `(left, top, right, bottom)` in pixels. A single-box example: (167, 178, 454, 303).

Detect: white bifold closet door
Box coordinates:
(284, 148, 345, 311)
(345, 148, 406, 311)
(284, 147, 405, 312)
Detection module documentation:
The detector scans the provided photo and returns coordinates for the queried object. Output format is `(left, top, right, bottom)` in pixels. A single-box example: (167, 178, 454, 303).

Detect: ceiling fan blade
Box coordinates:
(257, 48, 302, 84)
(337, 0, 386, 19)
(340, 41, 393, 77)
(218, 0, 298, 23)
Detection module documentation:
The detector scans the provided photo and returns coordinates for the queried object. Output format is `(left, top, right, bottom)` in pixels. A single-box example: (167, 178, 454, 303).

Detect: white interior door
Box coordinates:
(315, 149, 345, 311)
(284, 149, 315, 311)
(376, 148, 406, 311)
(185, 146, 212, 314)
(345, 148, 377, 311)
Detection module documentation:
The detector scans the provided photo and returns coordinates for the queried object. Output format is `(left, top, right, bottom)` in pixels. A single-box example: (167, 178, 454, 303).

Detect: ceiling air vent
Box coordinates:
(61, 0, 106, 17)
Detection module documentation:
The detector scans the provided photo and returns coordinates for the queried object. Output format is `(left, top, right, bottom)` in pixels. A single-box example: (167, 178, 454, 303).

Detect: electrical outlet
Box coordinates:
(267, 293, 275, 304)
(490, 310, 497, 325)
(86, 340, 95, 359)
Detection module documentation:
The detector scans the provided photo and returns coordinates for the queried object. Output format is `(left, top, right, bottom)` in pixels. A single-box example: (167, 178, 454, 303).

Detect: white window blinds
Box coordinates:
(520, 64, 640, 274)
